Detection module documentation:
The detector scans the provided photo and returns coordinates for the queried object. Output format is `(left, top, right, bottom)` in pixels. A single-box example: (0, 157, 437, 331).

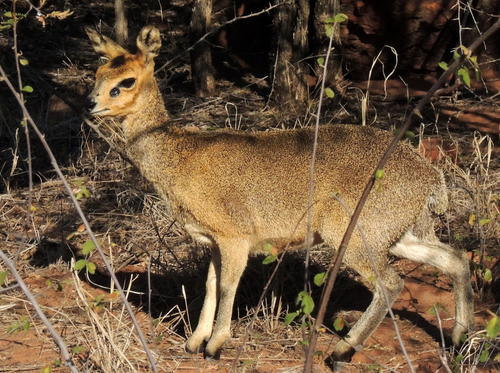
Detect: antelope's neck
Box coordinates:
(121, 82, 180, 185)
(122, 81, 169, 141)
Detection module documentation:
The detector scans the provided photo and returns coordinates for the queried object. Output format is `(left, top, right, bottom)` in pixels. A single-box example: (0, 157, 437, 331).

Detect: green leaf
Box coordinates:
(438, 61, 448, 71)
(427, 303, 449, 317)
(457, 67, 471, 88)
(7, 317, 30, 334)
(71, 345, 87, 354)
(313, 272, 326, 287)
(263, 242, 273, 252)
(81, 240, 96, 255)
(479, 348, 490, 363)
(41, 366, 52, 373)
(297, 291, 315, 315)
(453, 50, 460, 60)
(284, 311, 299, 325)
(486, 315, 500, 339)
(22, 318, 30, 331)
(20, 119, 28, 127)
(86, 261, 96, 275)
(317, 57, 325, 67)
(262, 254, 277, 265)
(334, 13, 348, 23)
(469, 55, 479, 68)
(455, 353, 464, 363)
(324, 24, 334, 38)
(4, 11, 13, 18)
(19, 57, 29, 66)
(21, 85, 33, 93)
(0, 24, 12, 30)
(333, 316, 345, 331)
(74, 259, 87, 271)
(405, 130, 416, 140)
(76, 186, 91, 200)
(375, 169, 385, 180)
(427, 305, 437, 316)
(324, 87, 335, 98)
(479, 218, 491, 226)
(483, 268, 492, 283)
(0, 271, 7, 286)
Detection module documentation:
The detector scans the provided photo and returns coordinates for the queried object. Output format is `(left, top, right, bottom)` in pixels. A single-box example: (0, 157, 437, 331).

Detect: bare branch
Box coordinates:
(12, 0, 34, 248)
(304, 21, 336, 291)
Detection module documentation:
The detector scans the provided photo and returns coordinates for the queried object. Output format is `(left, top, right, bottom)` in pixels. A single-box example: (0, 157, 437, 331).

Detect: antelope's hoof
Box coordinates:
(203, 349, 221, 360)
(185, 338, 206, 354)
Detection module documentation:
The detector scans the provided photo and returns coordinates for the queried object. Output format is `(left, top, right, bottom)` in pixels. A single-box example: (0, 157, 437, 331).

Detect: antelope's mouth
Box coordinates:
(88, 107, 110, 116)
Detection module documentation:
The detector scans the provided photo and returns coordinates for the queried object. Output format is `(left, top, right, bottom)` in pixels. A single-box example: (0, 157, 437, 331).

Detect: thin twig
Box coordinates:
(302, 26, 337, 356)
(0, 283, 21, 293)
(12, 1, 35, 254)
(0, 250, 80, 373)
(22, 0, 44, 15)
(304, 16, 500, 373)
(434, 306, 453, 373)
(0, 64, 159, 373)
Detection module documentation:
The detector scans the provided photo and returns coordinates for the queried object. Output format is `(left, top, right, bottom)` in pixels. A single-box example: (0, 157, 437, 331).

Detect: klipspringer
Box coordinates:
(85, 25, 474, 361)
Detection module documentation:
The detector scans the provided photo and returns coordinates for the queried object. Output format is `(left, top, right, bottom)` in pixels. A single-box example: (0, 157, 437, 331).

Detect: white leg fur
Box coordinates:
(185, 254, 219, 353)
(390, 232, 474, 343)
(204, 238, 250, 357)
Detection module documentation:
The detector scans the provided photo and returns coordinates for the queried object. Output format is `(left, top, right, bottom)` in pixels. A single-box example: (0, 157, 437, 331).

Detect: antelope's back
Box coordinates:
(156, 124, 444, 251)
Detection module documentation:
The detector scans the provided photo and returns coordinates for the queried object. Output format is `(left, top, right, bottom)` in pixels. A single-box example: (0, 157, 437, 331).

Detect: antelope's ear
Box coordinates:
(85, 26, 128, 60)
(136, 26, 161, 63)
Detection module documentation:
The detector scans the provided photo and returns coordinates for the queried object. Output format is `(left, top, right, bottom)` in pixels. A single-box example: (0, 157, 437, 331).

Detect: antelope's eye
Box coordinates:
(109, 87, 120, 97)
(119, 78, 136, 88)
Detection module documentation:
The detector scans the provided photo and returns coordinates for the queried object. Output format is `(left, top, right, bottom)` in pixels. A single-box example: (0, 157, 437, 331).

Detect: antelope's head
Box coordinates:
(85, 26, 161, 118)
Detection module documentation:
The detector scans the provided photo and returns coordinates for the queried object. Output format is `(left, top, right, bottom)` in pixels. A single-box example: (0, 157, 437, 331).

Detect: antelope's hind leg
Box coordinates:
(390, 232, 474, 344)
(333, 261, 404, 361)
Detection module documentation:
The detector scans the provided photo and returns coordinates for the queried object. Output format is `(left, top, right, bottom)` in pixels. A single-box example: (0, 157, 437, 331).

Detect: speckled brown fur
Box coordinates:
(86, 26, 474, 361)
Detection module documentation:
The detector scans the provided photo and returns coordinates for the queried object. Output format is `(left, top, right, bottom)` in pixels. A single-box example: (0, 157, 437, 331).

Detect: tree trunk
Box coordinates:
(271, 0, 310, 111)
(114, 0, 128, 46)
(190, 0, 216, 97)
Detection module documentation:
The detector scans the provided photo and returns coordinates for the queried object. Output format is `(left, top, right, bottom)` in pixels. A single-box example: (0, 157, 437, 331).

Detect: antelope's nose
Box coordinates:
(85, 96, 97, 114)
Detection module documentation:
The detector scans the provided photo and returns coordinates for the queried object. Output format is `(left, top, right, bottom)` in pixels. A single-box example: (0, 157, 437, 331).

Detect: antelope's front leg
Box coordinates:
(185, 251, 220, 353)
(204, 237, 250, 358)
